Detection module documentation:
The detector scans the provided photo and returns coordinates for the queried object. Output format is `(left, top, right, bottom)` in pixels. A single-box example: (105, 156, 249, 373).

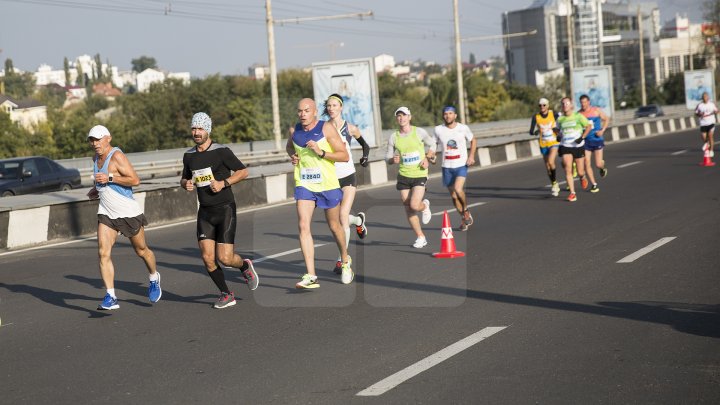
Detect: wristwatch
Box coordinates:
(108, 173, 114, 183)
(224, 179, 230, 188)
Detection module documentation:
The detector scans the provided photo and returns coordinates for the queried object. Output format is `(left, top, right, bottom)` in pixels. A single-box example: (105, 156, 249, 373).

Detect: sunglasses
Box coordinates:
(539, 104, 547, 107)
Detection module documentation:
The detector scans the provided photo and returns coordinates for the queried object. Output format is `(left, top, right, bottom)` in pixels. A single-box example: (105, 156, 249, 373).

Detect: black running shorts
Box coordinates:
(396, 174, 427, 190)
(339, 173, 357, 188)
(197, 202, 237, 244)
(559, 146, 585, 159)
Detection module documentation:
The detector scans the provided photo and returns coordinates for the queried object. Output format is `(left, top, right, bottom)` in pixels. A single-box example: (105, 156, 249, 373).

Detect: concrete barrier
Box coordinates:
(0, 115, 697, 251)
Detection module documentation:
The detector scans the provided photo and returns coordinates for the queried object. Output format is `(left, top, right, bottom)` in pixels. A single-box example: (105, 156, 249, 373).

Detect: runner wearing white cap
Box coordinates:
(86, 125, 162, 310)
(529, 98, 561, 196)
(386, 106, 436, 248)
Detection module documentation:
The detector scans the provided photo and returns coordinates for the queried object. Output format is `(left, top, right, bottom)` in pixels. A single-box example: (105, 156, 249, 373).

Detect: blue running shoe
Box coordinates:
(98, 293, 119, 310)
(148, 272, 162, 303)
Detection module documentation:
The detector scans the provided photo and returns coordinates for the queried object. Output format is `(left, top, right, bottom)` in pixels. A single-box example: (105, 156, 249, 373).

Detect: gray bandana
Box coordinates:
(191, 112, 212, 133)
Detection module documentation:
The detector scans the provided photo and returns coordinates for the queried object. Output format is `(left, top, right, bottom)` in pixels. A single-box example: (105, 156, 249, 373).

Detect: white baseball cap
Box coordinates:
(538, 98, 549, 106)
(394, 106, 411, 116)
(87, 125, 111, 140)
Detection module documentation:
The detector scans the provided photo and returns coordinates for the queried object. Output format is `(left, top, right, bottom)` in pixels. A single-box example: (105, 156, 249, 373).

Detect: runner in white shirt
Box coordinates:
(322, 93, 370, 274)
(695, 92, 719, 158)
(433, 106, 477, 231)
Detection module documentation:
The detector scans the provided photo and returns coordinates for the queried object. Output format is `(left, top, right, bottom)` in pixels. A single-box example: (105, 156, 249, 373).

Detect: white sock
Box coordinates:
(149, 272, 159, 282)
(344, 225, 351, 250)
(349, 214, 360, 226)
(107, 288, 116, 298)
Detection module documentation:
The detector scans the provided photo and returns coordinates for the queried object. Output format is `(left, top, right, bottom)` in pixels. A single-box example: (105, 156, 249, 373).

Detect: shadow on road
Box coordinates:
(0, 282, 110, 318)
(356, 274, 720, 339)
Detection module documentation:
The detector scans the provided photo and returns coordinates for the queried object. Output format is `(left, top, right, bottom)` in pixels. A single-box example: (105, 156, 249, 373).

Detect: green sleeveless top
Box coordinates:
(393, 126, 427, 178)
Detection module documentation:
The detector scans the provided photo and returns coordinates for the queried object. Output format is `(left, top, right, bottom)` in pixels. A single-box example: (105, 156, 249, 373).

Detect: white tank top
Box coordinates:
(94, 148, 143, 219)
(334, 120, 356, 180)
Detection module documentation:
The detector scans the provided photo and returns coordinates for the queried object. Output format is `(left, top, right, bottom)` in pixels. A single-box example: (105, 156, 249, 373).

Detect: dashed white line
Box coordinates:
(253, 244, 326, 264)
(617, 161, 643, 169)
(431, 202, 486, 216)
(617, 237, 676, 263)
(356, 326, 507, 396)
(671, 149, 688, 155)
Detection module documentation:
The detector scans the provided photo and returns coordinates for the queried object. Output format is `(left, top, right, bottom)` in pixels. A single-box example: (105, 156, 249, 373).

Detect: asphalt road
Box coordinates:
(1, 128, 719, 404)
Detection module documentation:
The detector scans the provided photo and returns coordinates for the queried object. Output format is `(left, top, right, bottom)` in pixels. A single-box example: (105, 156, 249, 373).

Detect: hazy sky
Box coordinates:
(0, 0, 705, 77)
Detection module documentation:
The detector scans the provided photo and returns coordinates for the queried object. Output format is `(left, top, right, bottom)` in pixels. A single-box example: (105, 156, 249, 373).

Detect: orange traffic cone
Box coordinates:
(700, 148, 716, 167)
(433, 210, 465, 259)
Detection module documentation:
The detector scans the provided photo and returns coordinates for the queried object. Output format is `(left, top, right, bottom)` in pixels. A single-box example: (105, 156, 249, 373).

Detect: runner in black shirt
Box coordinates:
(181, 112, 259, 308)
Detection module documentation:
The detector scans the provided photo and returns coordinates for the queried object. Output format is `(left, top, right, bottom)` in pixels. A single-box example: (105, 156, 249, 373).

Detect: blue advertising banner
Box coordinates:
(572, 65, 614, 117)
(684, 69, 716, 110)
(312, 58, 381, 147)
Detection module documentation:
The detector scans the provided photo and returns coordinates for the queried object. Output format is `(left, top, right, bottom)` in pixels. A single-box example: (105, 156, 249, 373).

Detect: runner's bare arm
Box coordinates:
(109, 152, 140, 187)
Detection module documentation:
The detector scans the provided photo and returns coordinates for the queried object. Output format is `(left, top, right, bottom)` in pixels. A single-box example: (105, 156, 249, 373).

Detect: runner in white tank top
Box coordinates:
(323, 93, 371, 274)
(86, 125, 161, 310)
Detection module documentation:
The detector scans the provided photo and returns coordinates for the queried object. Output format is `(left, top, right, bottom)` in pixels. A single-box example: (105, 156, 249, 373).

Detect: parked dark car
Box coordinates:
(634, 104, 664, 118)
(0, 156, 81, 197)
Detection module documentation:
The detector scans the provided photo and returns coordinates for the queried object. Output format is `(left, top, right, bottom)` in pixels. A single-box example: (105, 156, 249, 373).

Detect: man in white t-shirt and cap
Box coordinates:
(86, 124, 162, 310)
(695, 92, 719, 158)
(433, 106, 477, 231)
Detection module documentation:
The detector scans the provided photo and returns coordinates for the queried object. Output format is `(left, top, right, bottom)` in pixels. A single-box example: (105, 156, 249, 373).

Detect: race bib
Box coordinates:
(300, 167, 322, 184)
(541, 130, 555, 140)
(192, 167, 214, 187)
(401, 151, 421, 165)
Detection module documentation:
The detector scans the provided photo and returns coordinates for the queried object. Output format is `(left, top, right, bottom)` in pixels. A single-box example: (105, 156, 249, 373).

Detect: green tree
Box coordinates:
(661, 73, 685, 105)
(214, 98, 273, 143)
(469, 53, 477, 65)
(464, 71, 509, 122)
(76, 62, 86, 87)
(2, 71, 36, 99)
(0, 111, 30, 158)
(4, 58, 14, 75)
(424, 75, 454, 115)
(94, 53, 103, 81)
(63, 57, 71, 86)
(131, 56, 158, 73)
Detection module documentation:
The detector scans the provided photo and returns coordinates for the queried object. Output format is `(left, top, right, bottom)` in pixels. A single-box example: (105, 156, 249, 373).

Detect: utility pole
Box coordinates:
(638, 6, 647, 105)
(452, 0, 466, 123)
(265, 0, 281, 149)
(265, 2, 372, 149)
(566, 0, 574, 99)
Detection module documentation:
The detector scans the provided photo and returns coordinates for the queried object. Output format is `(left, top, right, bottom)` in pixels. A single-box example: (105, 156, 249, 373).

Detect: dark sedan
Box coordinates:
(634, 104, 664, 118)
(0, 156, 82, 197)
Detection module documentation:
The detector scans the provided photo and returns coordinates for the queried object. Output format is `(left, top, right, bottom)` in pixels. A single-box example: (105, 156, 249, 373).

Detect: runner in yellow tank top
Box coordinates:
(286, 98, 354, 289)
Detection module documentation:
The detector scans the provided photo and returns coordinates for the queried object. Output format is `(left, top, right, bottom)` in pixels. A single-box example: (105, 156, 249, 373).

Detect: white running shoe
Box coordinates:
(413, 236, 428, 248)
(421, 199, 432, 225)
(341, 256, 354, 285)
(711, 150, 715, 158)
(551, 181, 560, 197)
(295, 274, 320, 289)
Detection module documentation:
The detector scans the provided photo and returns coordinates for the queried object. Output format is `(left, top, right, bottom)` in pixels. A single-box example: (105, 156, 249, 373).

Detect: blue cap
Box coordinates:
(443, 106, 457, 113)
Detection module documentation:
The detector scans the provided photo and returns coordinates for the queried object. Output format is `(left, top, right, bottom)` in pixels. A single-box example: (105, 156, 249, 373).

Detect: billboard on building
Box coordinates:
(684, 69, 716, 110)
(572, 66, 614, 117)
(312, 58, 381, 147)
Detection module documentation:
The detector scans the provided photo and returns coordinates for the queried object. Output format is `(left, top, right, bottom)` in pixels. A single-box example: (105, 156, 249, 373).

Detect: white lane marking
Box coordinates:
(617, 161, 642, 169)
(431, 202, 486, 216)
(356, 326, 507, 396)
(253, 244, 326, 264)
(617, 237, 676, 263)
(545, 180, 569, 188)
(671, 149, 688, 155)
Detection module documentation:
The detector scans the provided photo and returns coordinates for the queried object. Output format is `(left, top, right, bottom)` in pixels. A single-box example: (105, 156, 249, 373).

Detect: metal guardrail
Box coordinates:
(65, 104, 692, 186)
